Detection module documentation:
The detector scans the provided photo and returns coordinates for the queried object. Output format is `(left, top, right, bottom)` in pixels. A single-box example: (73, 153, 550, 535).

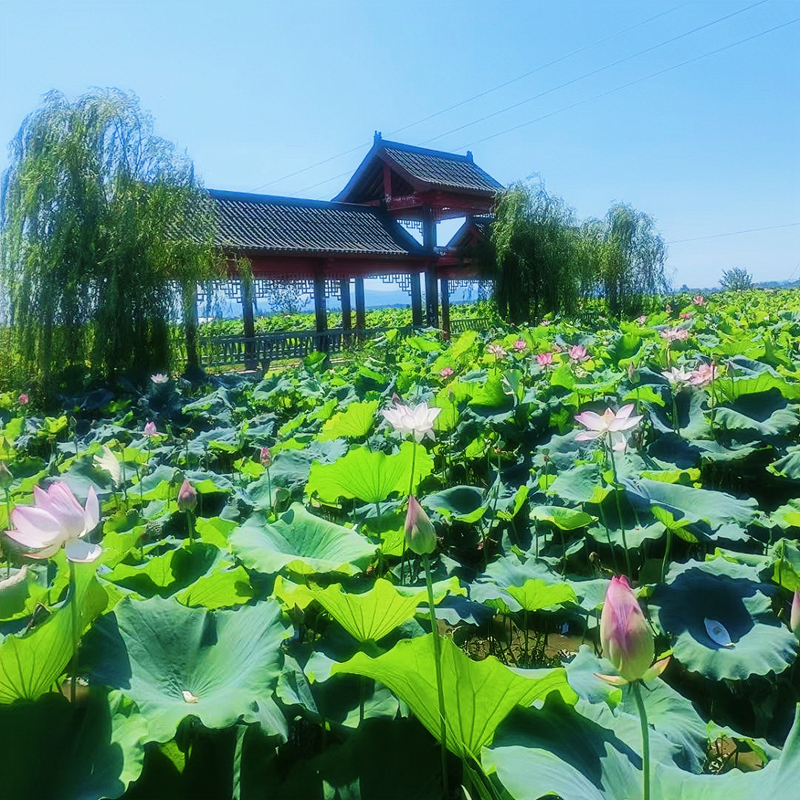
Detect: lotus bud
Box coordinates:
(177, 479, 197, 512)
(18, 393, 29, 405)
(791, 591, 800, 638)
(405, 495, 436, 556)
(0, 462, 13, 490)
(143, 421, 158, 437)
(260, 447, 272, 468)
(599, 575, 667, 684)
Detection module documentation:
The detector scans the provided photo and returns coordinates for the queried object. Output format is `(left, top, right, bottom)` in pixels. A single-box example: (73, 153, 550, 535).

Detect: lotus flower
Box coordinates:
(575, 404, 642, 451)
(690, 362, 717, 387)
(662, 367, 692, 385)
(513, 339, 527, 352)
(177, 478, 198, 512)
(94, 444, 121, 484)
(6, 481, 101, 562)
(636, 315, 648, 325)
(540, 319, 551, 327)
(693, 295, 706, 306)
(569, 344, 589, 362)
(150, 373, 169, 385)
(487, 344, 507, 359)
(660, 327, 689, 342)
(439, 367, 454, 378)
(381, 401, 441, 443)
(405, 495, 436, 556)
(536, 352, 553, 366)
(260, 446, 272, 467)
(597, 575, 669, 685)
(791, 591, 800, 638)
(18, 393, 29, 405)
(143, 421, 158, 437)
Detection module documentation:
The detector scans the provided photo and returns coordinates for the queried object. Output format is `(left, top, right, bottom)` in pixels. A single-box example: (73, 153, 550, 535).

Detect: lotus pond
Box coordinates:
(1, 289, 800, 800)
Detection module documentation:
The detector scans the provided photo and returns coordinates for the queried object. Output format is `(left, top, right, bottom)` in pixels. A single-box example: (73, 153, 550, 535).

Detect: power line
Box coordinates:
(455, 16, 800, 151)
(667, 222, 800, 244)
(246, 2, 690, 193)
(421, 0, 770, 146)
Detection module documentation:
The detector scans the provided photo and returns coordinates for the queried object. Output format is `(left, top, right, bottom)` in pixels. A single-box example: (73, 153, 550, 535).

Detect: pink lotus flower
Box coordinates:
(143, 421, 158, 437)
(692, 295, 706, 306)
(636, 315, 648, 325)
(551, 343, 563, 353)
(177, 478, 198, 512)
(597, 575, 669, 684)
(439, 367, 454, 378)
(405, 495, 436, 556)
(260, 447, 272, 468)
(568, 344, 589, 362)
(18, 393, 29, 405)
(381, 401, 442, 443)
(575, 404, 642, 452)
(513, 339, 527, 352)
(791, 591, 800, 638)
(660, 327, 689, 343)
(540, 319, 551, 326)
(6, 481, 101, 562)
(679, 312, 693, 320)
(536, 352, 553, 366)
(487, 344, 507, 359)
(689, 362, 717, 387)
(150, 373, 169, 385)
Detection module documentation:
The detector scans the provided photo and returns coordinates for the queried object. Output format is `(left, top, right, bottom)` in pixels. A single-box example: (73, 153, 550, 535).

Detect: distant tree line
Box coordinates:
(490, 180, 670, 323)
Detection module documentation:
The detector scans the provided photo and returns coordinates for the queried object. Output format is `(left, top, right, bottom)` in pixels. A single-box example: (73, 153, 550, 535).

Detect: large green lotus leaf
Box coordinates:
(564, 647, 708, 773)
(717, 370, 800, 402)
(548, 463, 611, 505)
(0, 688, 147, 800)
(175, 561, 254, 610)
(505, 578, 578, 613)
(586, 520, 668, 551)
(432, 388, 459, 434)
(484, 695, 800, 800)
(0, 564, 49, 622)
(103, 541, 220, 598)
(309, 578, 430, 643)
(423, 485, 486, 523)
(531, 505, 596, 530)
(768, 446, 800, 479)
(772, 499, 800, 530)
(320, 400, 379, 440)
(622, 478, 758, 530)
(468, 369, 512, 409)
(306, 441, 433, 504)
(714, 403, 800, 438)
(331, 633, 577, 759)
(0, 561, 108, 702)
(650, 559, 798, 680)
(84, 596, 289, 743)
(230, 503, 375, 576)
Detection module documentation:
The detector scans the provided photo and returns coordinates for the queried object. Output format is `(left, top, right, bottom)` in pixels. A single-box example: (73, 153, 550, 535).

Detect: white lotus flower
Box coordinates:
(574, 404, 642, 452)
(381, 401, 442, 442)
(662, 367, 692, 385)
(94, 444, 122, 485)
(5, 481, 101, 562)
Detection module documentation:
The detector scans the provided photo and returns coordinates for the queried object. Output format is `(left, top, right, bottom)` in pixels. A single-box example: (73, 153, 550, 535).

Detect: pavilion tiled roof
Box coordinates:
(208, 190, 427, 256)
(382, 143, 503, 194)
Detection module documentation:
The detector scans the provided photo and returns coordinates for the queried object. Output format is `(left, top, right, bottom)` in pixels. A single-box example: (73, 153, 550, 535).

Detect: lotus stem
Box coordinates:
(186, 509, 194, 543)
(671, 391, 681, 438)
(69, 560, 79, 703)
(607, 444, 633, 579)
(266, 466, 273, 514)
(661, 526, 673, 584)
(423, 553, 449, 800)
(632, 680, 651, 800)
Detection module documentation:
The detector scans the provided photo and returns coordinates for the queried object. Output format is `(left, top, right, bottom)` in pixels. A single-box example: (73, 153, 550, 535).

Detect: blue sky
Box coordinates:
(1, 0, 798, 293)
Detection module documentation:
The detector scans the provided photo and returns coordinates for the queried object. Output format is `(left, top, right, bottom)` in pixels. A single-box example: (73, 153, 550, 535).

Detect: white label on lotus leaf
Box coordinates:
(704, 618, 734, 648)
(182, 690, 199, 703)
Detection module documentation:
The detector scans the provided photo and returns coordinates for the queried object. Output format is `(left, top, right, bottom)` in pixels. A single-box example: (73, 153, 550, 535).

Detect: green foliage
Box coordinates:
(0, 89, 222, 391)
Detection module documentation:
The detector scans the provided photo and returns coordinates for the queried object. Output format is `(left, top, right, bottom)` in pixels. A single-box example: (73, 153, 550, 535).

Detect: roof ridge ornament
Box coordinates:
(374, 131, 382, 143)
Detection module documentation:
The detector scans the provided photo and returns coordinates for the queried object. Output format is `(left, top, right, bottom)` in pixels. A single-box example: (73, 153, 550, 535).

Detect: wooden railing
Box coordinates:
(449, 317, 494, 334)
(196, 326, 421, 369)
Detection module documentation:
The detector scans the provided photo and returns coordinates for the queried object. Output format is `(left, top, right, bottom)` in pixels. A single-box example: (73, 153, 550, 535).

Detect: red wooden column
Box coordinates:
(340, 278, 352, 344)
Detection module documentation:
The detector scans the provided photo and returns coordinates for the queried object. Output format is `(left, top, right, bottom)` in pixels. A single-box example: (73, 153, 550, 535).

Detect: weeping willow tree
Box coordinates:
(492, 180, 579, 324)
(600, 203, 670, 317)
(0, 88, 222, 391)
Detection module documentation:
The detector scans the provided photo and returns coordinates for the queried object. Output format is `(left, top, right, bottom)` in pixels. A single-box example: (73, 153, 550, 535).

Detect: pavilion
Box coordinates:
(186, 133, 502, 369)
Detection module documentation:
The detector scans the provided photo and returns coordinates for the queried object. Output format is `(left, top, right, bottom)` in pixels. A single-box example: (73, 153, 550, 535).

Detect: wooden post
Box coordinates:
(410, 271, 423, 327)
(313, 269, 328, 352)
(340, 278, 352, 327)
(355, 276, 366, 338)
(422, 208, 439, 328)
(182, 281, 203, 380)
(440, 278, 451, 340)
(241, 274, 257, 370)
